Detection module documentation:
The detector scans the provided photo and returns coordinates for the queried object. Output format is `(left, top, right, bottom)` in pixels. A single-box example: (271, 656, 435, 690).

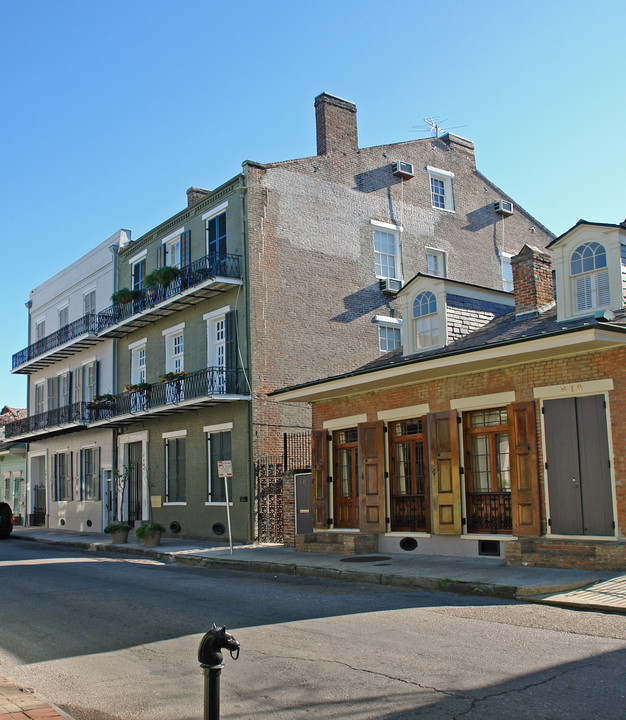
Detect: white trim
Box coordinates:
(162, 322, 185, 337)
(127, 249, 147, 265)
(323, 414, 367, 430)
(55, 366, 70, 376)
(82, 285, 97, 295)
(81, 356, 97, 366)
(80, 441, 98, 449)
(377, 404, 430, 421)
(57, 301, 69, 311)
(118, 430, 149, 445)
(370, 219, 403, 232)
(533, 378, 614, 399)
(164, 502, 187, 506)
(205, 501, 234, 507)
(162, 429, 187, 439)
(161, 227, 184, 244)
(426, 165, 455, 178)
(374, 315, 402, 326)
(203, 306, 231, 322)
(202, 201, 229, 221)
(451, 392, 516, 411)
(128, 337, 147, 351)
(203, 422, 234, 433)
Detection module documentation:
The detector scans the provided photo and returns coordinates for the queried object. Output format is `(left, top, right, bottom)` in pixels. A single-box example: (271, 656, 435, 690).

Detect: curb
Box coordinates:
(0, 675, 75, 720)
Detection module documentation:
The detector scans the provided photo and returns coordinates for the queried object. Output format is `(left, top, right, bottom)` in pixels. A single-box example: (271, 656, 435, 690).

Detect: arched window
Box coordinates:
(570, 242, 610, 312)
(412, 291, 439, 348)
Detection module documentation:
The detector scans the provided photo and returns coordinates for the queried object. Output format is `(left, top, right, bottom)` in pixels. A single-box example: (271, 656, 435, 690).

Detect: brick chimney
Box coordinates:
(186, 187, 211, 207)
(314, 93, 358, 156)
(511, 244, 554, 317)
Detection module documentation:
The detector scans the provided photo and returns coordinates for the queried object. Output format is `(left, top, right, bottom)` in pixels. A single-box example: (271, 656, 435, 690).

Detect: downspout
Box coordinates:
(24, 298, 32, 526)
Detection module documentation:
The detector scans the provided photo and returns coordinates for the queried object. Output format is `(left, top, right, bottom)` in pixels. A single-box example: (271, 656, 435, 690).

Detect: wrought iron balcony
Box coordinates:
(11, 252, 243, 372)
(96, 252, 242, 337)
(4, 365, 249, 439)
(12, 314, 100, 373)
(466, 491, 512, 534)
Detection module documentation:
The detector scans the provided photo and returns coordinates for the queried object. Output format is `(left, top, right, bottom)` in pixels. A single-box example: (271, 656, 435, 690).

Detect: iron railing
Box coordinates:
(390, 494, 428, 532)
(12, 314, 99, 369)
(466, 491, 512, 533)
(97, 253, 242, 332)
(283, 432, 311, 472)
(4, 366, 249, 439)
(12, 252, 242, 369)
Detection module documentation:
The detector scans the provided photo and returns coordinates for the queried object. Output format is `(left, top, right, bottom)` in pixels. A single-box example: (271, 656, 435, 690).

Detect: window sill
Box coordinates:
(164, 502, 187, 506)
(205, 502, 233, 507)
(432, 206, 455, 214)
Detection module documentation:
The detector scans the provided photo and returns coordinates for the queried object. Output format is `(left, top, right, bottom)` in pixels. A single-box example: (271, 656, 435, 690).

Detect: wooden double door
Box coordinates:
(543, 395, 614, 536)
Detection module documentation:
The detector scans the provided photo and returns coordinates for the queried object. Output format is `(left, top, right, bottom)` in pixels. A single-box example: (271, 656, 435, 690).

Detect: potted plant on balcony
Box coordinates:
(126, 381, 151, 393)
(111, 288, 134, 305)
(135, 521, 166, 547)
(159, 371, 187, 383)
(104, 521, 132, 544)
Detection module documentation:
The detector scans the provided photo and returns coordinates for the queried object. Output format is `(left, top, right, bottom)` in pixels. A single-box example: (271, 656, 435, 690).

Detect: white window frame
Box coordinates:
(83, 289, 96, 317)
(162, 227, 184, 269)
(82, 359, 97, 402)
(413, 290, 440, 349)
(163, 323, 185, 374)
(427, 166, 455, 212)
(426, 247, 447, 278)
(204, 422, 233, 506)
(570, 241, 610, 313)
(499, 250, 514, 292)
(371, 220, 402, 281)
(163, 430, 187, 505)
(34, 318, 46, 341)
(374, 315, 402, 352)
(34, 381, 45, 415)
(58, 303, 69, 330)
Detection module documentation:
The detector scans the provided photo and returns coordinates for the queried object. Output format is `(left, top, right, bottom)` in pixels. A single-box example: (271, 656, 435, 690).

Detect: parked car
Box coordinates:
(0, 502, 13, 539)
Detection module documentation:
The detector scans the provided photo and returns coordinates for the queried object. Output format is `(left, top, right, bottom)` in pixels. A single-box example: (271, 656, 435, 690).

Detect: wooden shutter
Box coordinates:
(75, 367, 82, 404)
(225, 310, 238, 393)
(358, 421, 386, 532)
(47, 377, 58, 411)
(508, 401, 540, 536)
(181, 230, 191, 268)
(157, 244, 166, 268)
(311, 430, 329, 529)
(428, 411, 462, 534)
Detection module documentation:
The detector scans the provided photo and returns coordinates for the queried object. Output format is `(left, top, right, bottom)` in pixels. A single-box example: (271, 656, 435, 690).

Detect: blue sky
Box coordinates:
(1, 0, 624, 407)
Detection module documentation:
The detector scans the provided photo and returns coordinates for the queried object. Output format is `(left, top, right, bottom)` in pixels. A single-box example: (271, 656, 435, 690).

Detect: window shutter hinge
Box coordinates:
(457, 416, 462, 424)
(327, 518, 333, 526)
(386, 517, 390, 525)
(462, 517, 466, 525)
(541, 406, 545, 414)
(459, 467, 464, 475)
(545, 462, 548, 470)
(385, 471, 389, 479)
(383, 425, 388, 433)
(548, 518, 551, 527)
(327, 476, 333, 484)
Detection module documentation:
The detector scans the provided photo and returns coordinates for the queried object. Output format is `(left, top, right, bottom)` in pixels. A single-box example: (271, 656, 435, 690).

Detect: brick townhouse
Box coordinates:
(6, 93, 552, 541)
(272, 220, 626, 571)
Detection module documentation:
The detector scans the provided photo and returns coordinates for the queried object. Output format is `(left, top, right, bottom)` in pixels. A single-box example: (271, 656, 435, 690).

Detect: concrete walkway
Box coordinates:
(8, 527, 626, 614)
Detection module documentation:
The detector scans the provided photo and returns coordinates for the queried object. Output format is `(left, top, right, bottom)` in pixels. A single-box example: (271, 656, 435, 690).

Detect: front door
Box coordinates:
(544, 395, 614, 536)
(333, 428, 359, 528)
(389, 417, 429, 532)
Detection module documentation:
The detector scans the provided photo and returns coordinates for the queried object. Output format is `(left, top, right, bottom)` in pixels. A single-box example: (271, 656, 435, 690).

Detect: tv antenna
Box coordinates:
(413, 117, 468, 138)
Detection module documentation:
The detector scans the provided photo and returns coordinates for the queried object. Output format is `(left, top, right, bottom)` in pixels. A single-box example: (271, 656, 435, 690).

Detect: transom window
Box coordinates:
(570, 241, 610, 312)
(413, 291, 439, 348)
(374, 229, 400, 280)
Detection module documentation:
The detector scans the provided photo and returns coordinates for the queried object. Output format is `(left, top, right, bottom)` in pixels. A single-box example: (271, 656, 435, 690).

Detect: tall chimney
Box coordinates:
(314, 93, 358, 156)
(511, 244, 554, 317)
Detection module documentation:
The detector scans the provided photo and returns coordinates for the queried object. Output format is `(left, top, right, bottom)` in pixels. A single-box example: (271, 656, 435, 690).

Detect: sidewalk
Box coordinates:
(0, 675, 69, 720)
(10, 527, 626, 614)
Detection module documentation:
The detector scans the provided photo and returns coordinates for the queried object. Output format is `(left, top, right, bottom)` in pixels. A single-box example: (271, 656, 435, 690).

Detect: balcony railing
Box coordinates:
(466, 491, 512, 534)
(12, 314, 99, 370)
(390, 494, 428, 532)
(4, 366, 249, 439)
(97, 253, 242, 333)
(11, 252, 242, 370)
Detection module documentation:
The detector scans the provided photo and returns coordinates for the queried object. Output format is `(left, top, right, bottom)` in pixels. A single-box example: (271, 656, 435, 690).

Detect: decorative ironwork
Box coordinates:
(283, 432, 311, 472)
(255, 456, 284, 544)
(4, 366, 249, 439)
(466, 491, 512, 533)
(12, 252, 242, 369)
(391, 494, 427, 532)
(12, 314, 99, 369)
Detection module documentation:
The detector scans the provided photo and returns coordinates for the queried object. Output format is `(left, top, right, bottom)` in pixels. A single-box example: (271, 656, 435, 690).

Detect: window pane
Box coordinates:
(496, 433, 511, 491)
(471, 435, 491, 491)
(338, 448, 352, 497)
(379, 325, 401, 352)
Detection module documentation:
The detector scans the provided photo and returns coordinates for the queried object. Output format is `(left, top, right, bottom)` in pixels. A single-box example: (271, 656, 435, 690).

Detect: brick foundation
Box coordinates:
(505, 538, 626, 571)
(296, 532, 378, 554)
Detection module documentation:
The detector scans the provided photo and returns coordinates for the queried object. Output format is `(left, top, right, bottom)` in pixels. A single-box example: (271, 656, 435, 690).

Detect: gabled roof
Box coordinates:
(547, 219, 626, 249)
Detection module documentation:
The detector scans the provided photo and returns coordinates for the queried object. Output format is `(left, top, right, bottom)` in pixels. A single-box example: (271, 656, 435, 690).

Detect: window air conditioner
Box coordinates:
(392, 161, 414, 179)
(494, 200, 514, 216)
(379, 278, 402, 294)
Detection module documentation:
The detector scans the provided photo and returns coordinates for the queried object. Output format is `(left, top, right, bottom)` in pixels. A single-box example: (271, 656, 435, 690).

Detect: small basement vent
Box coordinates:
(392, 161, 414, 179)
(494, 200, 514, 216)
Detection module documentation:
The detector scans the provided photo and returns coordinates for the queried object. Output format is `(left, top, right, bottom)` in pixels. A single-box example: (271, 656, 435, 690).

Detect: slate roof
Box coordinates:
(0, 406, 26, 427)
(272, 305, 626, 394)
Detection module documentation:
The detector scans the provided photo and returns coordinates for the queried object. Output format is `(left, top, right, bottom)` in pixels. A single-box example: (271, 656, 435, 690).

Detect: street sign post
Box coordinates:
(217, 461, 233, 555)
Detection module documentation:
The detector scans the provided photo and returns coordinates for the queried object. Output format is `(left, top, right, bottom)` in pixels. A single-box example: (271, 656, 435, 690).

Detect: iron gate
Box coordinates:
(255, 456, 284, 544)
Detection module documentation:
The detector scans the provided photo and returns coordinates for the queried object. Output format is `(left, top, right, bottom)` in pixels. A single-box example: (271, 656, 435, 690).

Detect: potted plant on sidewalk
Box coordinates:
(104, 521, 132, 544)
(135, 521, 166, 547)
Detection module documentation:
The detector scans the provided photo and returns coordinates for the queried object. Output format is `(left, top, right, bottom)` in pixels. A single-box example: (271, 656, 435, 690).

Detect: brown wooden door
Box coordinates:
(508, 401, 540, 536)
(358, 421, 386, 532)
(428, 411, 462, 535)
(333, 428, 359, 528)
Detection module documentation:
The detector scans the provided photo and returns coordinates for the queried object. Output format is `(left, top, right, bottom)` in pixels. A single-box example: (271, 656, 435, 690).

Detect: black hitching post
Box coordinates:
(198, 624, 240, 720)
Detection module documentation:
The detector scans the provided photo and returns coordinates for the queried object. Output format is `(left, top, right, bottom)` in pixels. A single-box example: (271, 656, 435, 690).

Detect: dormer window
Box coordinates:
(571, 241, 610, 312)
(413, 291, 439, 348)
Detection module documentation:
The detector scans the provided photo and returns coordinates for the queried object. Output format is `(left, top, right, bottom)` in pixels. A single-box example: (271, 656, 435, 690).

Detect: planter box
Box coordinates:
(110, 530, 130, 544)
(142, 532, 161, 547)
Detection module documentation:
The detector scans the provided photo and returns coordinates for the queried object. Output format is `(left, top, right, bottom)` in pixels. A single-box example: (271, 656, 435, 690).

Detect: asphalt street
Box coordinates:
(1, 538, 624, 719)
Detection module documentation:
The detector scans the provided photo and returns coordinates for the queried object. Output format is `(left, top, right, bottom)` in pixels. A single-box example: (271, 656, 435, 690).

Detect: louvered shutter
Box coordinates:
(358, 421, 386, 532)
(312, 430, 329, 529)
(157, 244, 166, 268)
(508, 401, 541, 536)
(225, 310, 238, 393)
(598, 270, 610, 306)
(181, 230, 191, 268)
(428, 411, 462, 534)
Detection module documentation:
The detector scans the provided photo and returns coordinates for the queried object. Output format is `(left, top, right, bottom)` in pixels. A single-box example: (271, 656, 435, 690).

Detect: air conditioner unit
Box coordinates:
(379, 278, 402, 294)
(392, 161, 414, 179)
(494, 200, 514, 216)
